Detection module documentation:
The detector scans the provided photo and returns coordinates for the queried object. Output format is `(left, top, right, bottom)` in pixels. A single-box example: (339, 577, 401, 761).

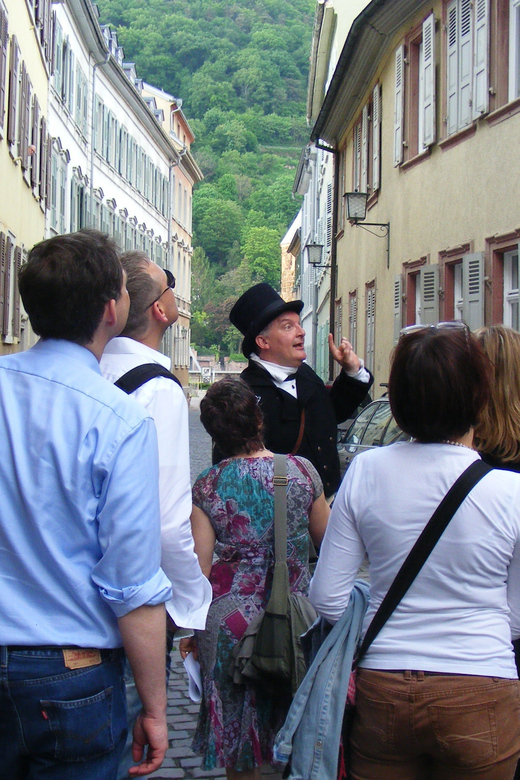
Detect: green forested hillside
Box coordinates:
(96, 0, 314, 356)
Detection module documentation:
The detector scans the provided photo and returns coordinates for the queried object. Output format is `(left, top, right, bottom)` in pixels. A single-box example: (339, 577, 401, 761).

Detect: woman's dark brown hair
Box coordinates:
(200, 377, 264, 458)
(388, 326, 491, 442)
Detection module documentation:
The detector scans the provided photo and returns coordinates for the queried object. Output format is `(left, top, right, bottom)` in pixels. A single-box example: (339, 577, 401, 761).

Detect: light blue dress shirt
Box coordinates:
(0, 339, 172, 648)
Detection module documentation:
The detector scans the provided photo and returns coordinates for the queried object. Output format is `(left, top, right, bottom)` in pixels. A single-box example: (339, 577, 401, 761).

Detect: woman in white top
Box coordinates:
(309, 323, 520, 779)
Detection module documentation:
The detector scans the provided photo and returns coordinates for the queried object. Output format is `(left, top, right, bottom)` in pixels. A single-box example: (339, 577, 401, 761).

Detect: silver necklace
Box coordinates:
(441, 439, 472, 450)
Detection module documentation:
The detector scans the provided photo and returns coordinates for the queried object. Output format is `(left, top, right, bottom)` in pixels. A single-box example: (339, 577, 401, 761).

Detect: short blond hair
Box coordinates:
(473, 325, 520, 463)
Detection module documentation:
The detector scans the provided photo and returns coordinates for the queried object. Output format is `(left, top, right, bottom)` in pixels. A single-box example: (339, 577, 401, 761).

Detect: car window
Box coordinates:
(382, 415, 409, 445)
(361, 402, 392, 447)
(343, 404, 378, 447)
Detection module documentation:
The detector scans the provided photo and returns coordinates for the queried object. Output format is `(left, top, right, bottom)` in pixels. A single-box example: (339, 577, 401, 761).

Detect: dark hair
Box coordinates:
(120, 251, 161, 338)
(388, 327, 491, 442)
(200, 377, 264, 458)
(19, 229, 122, 345)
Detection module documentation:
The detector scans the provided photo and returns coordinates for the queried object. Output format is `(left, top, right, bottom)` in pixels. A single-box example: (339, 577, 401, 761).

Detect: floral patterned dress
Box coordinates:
(192, 454, 323, 771)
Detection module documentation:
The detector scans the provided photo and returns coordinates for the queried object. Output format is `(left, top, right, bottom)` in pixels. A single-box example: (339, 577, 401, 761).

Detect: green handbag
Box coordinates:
(229, 454, 317, 694)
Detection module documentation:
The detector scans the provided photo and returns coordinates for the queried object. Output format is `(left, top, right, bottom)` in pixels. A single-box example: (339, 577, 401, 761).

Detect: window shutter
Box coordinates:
(372, 84, 381, 191)
(447, 1, 459, 135)
(353, 123, 361, 191)
(31, 95, 40, 188)
(53, 23, 62, 95)
(45, 131, 52, 210)
(0, 8, 8, 131)
(19, 63, 31, 170)
(50, 11, 56, 76)
(7, 35, 19, 146)
(361, 103, 369, 192)
(2, 235, 12, 336)
(458, 0, 473, 128)
(12, 245, 21, 339)
(68, 49, 75, 114)
(421, 13, 436, 147)
(394, 45, 405, 166)
(420, 264, 439, 324)
(0, 232, 6, 323)
(462, 252, 484, 329)
(326, 182, 333, 251)
(393, 274, 403, 344)
(39, 115, 47, 202)
(473, 0, 489, 116)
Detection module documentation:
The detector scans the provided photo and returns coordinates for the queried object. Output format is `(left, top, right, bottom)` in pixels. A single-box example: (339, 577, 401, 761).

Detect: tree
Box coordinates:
(193, 198, 243, 268)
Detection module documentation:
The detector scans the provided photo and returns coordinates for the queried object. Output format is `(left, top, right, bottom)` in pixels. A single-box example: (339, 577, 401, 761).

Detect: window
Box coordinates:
(446, 0, 489, 135)
(404, 263, 440, 326)
(352, 85, 381, 193)
(365, 283, 375, 373)
(443, 253, 484, 327)
(394, 13, 436, 165)
(504, 248, 519, 329)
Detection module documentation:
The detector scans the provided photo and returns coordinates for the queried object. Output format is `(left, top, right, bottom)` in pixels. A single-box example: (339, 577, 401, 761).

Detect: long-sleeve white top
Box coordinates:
(100, 337, 211, 630)
(309, 441, 520, 678)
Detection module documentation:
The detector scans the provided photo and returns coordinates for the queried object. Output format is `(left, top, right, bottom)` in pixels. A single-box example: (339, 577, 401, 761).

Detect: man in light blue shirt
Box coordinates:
(0, 230, 172, 779)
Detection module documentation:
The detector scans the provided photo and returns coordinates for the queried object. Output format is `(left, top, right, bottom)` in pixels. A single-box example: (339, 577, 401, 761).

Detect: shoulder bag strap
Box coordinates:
(273, 453, 289, 564)
(291, 410, 306, 455)
(357, 458, 491, 662)
(114, 363, 182, 394)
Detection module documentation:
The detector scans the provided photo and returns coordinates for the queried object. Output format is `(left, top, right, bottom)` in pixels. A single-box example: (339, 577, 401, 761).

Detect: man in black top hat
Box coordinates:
(225, 283, 373, 497)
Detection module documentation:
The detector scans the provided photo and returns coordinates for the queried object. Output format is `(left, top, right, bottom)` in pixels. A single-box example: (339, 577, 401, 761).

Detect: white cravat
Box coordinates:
(250, 354, 298, 398)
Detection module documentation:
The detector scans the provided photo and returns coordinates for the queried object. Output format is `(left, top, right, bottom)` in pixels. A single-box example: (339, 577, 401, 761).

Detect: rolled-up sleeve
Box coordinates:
(91, 415, 172, 616)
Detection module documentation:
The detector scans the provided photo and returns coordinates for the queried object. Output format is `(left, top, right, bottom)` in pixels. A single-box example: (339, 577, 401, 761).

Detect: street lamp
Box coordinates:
(304, 239, 327, 268)
(345, 191, 390, 268)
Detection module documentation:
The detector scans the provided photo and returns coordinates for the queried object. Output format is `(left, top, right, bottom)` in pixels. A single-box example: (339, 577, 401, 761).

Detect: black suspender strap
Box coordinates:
(357, 458, 492, 662)
(114, 363, 182, 394)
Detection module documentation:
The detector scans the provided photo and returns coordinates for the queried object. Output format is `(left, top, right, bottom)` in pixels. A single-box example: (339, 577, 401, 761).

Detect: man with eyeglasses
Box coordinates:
(101, 252, 211, 780)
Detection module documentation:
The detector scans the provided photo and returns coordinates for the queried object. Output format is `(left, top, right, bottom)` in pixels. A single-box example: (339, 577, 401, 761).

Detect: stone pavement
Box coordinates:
(148, 643, 282, 780)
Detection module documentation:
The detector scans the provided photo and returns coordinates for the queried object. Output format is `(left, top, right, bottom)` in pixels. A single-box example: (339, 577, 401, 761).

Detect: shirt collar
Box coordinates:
(250, 353, 297, 383)
(32, 338, 102, 374)
(103, 337, 171, 369)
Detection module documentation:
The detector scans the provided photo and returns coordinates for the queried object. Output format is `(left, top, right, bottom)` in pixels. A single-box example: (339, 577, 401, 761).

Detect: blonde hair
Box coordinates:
(473, 325, 520, 463)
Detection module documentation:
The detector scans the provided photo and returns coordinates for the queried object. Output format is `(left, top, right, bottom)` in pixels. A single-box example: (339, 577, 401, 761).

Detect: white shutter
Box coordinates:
(447, 1, 459, 135)
(473, 0, 489, 116)
(458, 0, 473, 128)
(462, 252, 484, 329)
(509, 0, 520, 101)
(326, 183, 333, 252)
(394, 45, 404, 166)
(372, 84, 381, 191)
(361, 103, 369, 192)
(393, 275, 403, 344)
(420, 265, 439, 324)
(421, 13, 436, 147)
(353, 123, 361, 191)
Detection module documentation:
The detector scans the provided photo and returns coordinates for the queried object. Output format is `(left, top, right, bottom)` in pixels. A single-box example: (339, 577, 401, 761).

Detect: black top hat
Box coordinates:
(229, 283, 304, 358)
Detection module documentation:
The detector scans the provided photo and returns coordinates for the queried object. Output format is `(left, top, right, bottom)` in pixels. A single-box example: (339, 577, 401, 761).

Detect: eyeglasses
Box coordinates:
(399, 321, 469, 338)
(146, 269, 176, 309)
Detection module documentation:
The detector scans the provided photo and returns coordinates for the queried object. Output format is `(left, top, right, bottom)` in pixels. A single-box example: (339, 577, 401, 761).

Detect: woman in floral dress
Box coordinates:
(180, 377, 329, 780)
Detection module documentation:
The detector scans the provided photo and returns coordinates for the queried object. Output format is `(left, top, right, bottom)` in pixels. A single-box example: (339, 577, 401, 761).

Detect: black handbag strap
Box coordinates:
(357, 458, 491, 662)
(273, 453, 288, 564)
(114, 363, 182, 394)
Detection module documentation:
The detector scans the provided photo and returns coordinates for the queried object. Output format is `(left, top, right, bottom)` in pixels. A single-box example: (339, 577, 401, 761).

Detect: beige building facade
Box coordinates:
(311, 0, 520, 393)
(0, 0, 51, 355)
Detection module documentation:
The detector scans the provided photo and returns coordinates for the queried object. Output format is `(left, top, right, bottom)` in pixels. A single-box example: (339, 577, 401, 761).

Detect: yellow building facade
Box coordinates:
(0, 0, 50, 354)
(312, 0, 520, 392)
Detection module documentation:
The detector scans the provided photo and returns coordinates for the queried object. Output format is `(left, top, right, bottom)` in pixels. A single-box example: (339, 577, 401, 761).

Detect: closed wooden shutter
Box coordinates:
(39, 115, 47, 202)
(7, 35, 19, 146)
(473, 0, 489, 116)
(393, 274, 403, 344)
(361, 103, 369, 192)
(447, 1, 459, 135)
(45, 131, 52, 210)
(462, 252, 484, 329)
(2, 235, 13, 337)
(31, 95, 40, 188)
(0, 232, 6, 324)
(0, 7, 8, 131)
(458, 0, 473, 128)
(421, 13, 436, 147)
(326, 182, 333, 252)
(372, 84, 381, 191)
(19, 62, 31, 170)
(420, 265, 439, 324)
(394, 45, 405, 166)
(13, 245, 21, 339)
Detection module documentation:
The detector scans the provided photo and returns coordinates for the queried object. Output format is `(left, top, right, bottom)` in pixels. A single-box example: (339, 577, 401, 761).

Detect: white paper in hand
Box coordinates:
(183, 651, 202, 703)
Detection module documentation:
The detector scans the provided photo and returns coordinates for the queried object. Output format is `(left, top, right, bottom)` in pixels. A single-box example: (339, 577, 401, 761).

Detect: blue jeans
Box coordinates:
(0, 646, 127, 780)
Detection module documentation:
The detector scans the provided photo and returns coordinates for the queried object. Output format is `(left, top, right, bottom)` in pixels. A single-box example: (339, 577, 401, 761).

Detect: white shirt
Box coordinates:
(101, 337, 211, 630)
(309, 441, 520, 678)
(250, 353, 371, 399)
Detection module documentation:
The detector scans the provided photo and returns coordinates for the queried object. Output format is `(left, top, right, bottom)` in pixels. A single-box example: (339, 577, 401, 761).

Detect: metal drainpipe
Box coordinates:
(314, 139, 338, 383)
(89, 52, 110, 217)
